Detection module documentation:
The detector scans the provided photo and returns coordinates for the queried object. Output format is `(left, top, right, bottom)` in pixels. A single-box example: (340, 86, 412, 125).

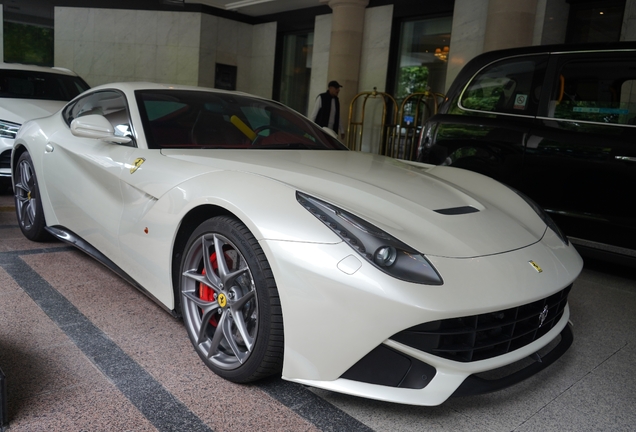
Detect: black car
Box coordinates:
(418, 42, 636, 264)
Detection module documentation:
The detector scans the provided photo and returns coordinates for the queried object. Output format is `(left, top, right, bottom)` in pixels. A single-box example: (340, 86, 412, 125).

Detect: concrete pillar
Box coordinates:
(622, 0, 636, 41)
(324, 0, 369, 132)
(484, 0, 538, 51)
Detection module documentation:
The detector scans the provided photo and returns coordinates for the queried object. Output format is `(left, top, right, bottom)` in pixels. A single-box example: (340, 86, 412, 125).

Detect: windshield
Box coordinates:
(135, 89, 347, 150)
(0, 69, 89, 101)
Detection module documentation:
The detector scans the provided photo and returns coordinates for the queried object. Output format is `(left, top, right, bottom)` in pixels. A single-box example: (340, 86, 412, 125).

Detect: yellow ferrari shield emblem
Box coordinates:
(529, 260, 543, 273)
(130, 157, 146, 174)
(217, 293, 227, 308)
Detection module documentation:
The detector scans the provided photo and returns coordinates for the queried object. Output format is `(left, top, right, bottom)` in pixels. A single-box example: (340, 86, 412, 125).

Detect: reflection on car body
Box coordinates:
(419, 42, 636, 263)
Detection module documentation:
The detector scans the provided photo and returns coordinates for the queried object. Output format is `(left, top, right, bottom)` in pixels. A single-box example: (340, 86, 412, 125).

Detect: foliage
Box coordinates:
(396, 66, 429, 100)
(4, 22, 54, 66)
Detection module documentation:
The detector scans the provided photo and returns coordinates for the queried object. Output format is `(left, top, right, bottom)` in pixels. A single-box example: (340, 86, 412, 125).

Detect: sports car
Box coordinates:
(11, 82, 583, 406)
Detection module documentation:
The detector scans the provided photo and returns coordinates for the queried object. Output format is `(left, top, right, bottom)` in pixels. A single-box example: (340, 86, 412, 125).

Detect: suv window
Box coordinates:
(0, 69, 89, 101)
(458, 55, 548, 116)
(549, 58, 636, 127)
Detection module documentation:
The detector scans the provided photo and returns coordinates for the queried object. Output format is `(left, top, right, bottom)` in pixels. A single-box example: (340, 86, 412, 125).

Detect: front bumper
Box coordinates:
(261, 227, 582, 405)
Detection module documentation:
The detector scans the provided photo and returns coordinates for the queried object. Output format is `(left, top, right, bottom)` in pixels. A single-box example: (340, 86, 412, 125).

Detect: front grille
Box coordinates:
(0, 150, 10, 170)
(390, 285, 571, 362)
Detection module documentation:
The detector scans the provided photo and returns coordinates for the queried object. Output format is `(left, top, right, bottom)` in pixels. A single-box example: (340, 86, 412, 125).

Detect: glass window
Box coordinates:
(279, 32, 313, 114)
(135, 89, 347, 150)
(395, 17, 452, 100)
(4, 22, 53, 66)
(0, 69, 89, 101)
(566, 1, 625, 44)
(459, 55, 548, 117)
(549, 58, 636, 127)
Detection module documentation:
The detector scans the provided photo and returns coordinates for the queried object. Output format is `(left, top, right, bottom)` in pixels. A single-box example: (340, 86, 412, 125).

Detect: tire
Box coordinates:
(179, 216, 283, 382)
(13, 152, 49, 241)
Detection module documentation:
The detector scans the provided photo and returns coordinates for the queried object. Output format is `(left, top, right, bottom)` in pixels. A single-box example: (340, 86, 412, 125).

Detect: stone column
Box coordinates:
(324, 0, 369, 133)
(484, 0, 538, 51)
(622, 0, 636, 41)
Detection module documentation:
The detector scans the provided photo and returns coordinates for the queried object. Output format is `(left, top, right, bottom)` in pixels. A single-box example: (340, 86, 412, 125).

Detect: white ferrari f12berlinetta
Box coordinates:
(12, 82, 582, 406)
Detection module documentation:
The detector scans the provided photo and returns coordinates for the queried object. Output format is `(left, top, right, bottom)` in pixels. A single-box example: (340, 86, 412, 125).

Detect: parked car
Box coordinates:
(418, 42, 636, 264)
(12, 82, 582, 406)
(0, 63, 89, 190)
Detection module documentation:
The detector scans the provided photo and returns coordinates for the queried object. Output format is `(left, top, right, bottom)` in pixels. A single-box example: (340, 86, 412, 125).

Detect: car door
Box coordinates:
(42, 90, 136, 263)
(525, 51, 636, 251)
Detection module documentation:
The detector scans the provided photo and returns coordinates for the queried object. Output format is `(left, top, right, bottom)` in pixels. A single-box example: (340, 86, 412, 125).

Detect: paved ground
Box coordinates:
(1, 186, 634, 431)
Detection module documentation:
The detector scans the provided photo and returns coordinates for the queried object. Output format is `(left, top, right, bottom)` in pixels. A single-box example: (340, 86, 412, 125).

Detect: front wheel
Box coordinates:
(13, 151, 49, 241)
(179, 216, 283, 382)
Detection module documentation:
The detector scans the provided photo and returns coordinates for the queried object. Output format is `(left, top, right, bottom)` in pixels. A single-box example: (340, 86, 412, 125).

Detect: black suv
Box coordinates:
(418, 43, 636, 263)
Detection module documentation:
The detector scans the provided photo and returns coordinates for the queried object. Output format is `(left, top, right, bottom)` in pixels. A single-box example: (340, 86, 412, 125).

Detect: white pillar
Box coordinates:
(324, 0, 369, 131)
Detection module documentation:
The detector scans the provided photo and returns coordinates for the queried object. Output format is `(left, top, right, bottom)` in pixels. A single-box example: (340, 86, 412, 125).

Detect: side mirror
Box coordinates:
(71, 114, 132, 144)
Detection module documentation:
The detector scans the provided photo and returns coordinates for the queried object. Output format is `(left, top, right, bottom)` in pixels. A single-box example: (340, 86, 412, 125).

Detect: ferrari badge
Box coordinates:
(130, 157, 146, 174)
(529, 260, 543, 273)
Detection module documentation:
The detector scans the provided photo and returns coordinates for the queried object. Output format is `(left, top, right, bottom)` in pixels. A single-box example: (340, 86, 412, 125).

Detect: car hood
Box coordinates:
(0, 99, 65, 124)
(161, 150, 547, 258)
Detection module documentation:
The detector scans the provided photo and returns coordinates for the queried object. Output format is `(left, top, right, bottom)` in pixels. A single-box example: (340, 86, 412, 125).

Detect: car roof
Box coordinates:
(88, 81, 264, 100)
(0, 62, 80, 77)
(466, 41, 636, 65)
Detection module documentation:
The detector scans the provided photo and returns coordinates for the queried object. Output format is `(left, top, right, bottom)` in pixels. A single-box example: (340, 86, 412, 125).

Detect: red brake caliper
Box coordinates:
(199, 251, 233, 328)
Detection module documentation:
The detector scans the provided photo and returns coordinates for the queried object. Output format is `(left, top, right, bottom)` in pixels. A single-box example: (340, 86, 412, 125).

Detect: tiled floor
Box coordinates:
(1, 186, 634, 432)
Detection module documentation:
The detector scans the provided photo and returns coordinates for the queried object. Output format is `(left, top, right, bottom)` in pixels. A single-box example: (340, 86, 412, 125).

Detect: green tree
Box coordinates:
(4, 22, 54, 66)
(396, 66, 429, 100)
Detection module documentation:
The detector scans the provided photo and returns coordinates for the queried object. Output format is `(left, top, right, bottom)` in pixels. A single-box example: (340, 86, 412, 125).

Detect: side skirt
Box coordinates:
(45, 225, 179, 318)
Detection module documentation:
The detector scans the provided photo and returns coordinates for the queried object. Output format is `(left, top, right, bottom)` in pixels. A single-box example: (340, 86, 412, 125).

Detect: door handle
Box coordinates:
(615, 156, 636, 162)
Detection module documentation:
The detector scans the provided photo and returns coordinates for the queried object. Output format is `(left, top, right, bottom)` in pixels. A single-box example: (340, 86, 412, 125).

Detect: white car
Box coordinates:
(11, 82, 583, 406)
(0, 63, 89, 190)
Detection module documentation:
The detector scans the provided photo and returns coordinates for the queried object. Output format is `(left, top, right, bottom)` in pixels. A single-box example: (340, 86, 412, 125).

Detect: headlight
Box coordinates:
(296, 192, 443, 285)
(0, 120, 20, 139)
(508, 187, 569, 245)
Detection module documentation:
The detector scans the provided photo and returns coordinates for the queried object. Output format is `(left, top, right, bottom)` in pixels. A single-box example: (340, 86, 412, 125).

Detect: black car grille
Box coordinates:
(390, 285, 571, 363)
(0, 150, 10, 170)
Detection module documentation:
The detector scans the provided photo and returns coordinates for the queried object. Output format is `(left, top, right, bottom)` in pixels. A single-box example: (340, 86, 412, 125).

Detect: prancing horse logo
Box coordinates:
(538, 305, 549, 327)
(130, 157, 145, 174)
(529, 260, 543, 273)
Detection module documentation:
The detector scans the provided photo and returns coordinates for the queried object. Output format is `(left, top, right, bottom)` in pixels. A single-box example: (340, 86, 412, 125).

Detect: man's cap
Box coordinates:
(328, 80, 343, 88)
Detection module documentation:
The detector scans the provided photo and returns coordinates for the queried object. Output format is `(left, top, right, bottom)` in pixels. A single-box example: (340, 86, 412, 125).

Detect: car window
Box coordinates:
(548, 58, 636, 128)
(135, 89, 347, 151)
(458, 55, 548, 117)
(0, 69, 89, 101)
(63, 90, 134, 142)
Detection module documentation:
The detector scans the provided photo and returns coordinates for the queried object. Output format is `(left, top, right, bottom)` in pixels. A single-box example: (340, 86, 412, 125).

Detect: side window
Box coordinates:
(63, 90, 134, 141)
(458, 55, 548, 117)
(549, 57, 636, 128)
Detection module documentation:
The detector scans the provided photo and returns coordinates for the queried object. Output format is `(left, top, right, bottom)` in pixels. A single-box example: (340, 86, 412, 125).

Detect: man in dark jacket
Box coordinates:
(310, 80, 344, 138)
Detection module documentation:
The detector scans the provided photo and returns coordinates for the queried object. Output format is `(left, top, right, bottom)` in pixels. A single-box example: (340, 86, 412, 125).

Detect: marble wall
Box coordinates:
(307, 14, 332, 116)
(622, 0, 636, 41)
(534, 0, 569, 45)
(446, 0, 489, 91)
(54, 7, 276, 98)
(306, 5, 392, 153)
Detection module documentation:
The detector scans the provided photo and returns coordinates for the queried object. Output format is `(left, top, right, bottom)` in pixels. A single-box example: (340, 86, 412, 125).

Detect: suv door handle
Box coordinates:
(615, 156, 636, 162)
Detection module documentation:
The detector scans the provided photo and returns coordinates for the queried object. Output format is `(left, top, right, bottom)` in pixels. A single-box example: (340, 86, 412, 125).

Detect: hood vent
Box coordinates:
(434, 206, 479, 215)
